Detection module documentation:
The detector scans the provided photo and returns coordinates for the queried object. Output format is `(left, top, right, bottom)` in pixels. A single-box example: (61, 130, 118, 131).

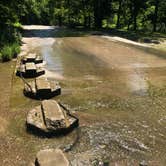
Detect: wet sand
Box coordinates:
(0, 25, 166, 165)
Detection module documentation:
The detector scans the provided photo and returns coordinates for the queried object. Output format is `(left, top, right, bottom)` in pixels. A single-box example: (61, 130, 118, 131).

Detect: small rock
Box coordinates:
(28, 162, 35, 166)
(99, 161, 104, 166)
(63, 144, 73, 152)
(139, 160, 148, 166)
(143, 38, 151, 43)
(151, 40, 160, 44)
(99, 144, 106, 149)
(35, 149, 69, 166)
(92, 159, 99, 166)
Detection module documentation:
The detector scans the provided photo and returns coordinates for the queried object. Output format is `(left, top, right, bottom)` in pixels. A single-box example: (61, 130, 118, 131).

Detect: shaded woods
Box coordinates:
(20, 0, 166, 32)
(0, 0, 166, 61)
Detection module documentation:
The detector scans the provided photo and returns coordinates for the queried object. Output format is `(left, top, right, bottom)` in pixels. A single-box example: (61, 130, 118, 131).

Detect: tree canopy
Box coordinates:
(0, 0, 166, 34)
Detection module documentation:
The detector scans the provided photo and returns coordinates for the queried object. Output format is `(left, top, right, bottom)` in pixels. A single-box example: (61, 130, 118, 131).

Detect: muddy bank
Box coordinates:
(0, 62, 31, 165)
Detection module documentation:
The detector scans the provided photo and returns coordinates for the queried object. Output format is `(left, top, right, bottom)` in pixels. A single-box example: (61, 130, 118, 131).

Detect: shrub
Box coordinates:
(11, 42, 20, 58)
(0, 42, 21, 62)
(1, 45, 12, 62)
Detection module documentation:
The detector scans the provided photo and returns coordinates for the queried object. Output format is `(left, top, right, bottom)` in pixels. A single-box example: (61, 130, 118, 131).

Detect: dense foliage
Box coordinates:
(0, 1, 22, 61)
(19, 0, 166, 32)
(0, 0, 166, 61)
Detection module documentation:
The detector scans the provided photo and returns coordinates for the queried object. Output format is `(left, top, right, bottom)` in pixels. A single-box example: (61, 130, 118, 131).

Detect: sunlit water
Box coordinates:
(10, 27, 166, 165)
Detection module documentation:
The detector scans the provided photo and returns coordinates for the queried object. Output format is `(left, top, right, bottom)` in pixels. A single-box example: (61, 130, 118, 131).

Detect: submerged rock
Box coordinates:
(26, 100, 79, 136)
(24, 77, 61, 99)
(35, 149, 69, 166)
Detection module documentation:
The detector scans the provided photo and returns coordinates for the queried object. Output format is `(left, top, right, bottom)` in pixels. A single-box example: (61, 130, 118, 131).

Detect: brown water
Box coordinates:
(8, 26, 166, 165)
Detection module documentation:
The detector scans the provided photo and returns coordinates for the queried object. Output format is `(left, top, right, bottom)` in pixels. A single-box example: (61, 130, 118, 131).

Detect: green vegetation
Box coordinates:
(0, 0, 166, 62)
(0, 0, 23, 62)
(20, 0, 166, 33)
(1, 46, 12, 62)
(0, 43, 20, 62)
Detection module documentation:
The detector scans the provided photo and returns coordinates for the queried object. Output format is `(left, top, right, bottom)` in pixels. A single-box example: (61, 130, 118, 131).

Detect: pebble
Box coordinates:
(139, 160, 148, 166)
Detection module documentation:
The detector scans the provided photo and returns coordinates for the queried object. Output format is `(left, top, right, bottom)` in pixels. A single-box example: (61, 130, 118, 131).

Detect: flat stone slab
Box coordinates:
(35, 149, 69, 166)
(36, 78, 51, 91)
(22, 53, 43, 64)
(25, 62, 37, 71)
(27, 53, 36, 60)
(26, 100, 79, 135)
(24, 78, 61, 99)
(27, 106, 46, 130)
(42, 100, 65, 130)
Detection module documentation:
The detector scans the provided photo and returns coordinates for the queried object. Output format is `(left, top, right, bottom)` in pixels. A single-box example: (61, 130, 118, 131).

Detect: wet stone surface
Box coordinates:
(26, 100, 78, 135)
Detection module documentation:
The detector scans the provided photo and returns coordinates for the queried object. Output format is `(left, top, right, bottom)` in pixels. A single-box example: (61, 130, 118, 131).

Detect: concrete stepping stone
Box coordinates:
(24, 77, 61, 99)
(26, 100, 79, 136)
(22, 53, 43, 64)
(35, 149, 69, 166)
(16, 62, 45, 78)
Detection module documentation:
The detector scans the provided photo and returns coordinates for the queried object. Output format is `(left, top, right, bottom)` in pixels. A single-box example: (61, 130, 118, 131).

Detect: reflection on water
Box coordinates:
(127, 68, 148, 95)
(42, 46, 63, 75)
(48, 38, 150, 96)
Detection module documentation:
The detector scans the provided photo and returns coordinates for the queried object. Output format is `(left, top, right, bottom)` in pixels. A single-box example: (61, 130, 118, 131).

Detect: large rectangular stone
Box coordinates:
(35, 78, 51, 91)
(36, 149, 69, 166)
(41, 100, 66, 129)
(25, 62, 36, 71)
(27, 53, 36, 61)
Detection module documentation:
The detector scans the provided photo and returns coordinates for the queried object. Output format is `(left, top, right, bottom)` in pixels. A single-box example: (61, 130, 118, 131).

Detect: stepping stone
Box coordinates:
(16, 62, 45, 78)
(27, 106, 46, 131)
(41, 100, 66, 130)
(25, 62, 37, 73)
(26, 100, 79, 135)
(27, 53, 36, 61)
(36, 77, 51, 92)
(24, 77, 61, 99)
(35, 149, 69, 166)
(23, 53, 43, 64)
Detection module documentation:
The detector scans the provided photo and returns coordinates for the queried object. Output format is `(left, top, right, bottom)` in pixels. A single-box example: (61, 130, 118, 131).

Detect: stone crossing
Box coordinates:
(16, 53, 78, 165)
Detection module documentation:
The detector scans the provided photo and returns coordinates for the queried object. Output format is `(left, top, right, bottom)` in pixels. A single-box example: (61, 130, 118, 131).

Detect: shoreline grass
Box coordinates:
(0, 42, 21, 62)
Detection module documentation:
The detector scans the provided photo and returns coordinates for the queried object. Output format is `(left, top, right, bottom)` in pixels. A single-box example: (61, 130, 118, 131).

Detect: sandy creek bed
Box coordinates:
(0, 25, 166, 165)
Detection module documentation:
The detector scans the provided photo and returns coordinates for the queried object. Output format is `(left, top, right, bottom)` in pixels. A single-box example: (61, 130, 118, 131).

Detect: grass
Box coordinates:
(1, 45, 12, 62)
(0, 42, 20, 62)
(11, 42, 21, 57)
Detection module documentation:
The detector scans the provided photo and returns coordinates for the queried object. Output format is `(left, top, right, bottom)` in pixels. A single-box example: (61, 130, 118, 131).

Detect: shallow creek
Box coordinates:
(9, 26, 166, 165)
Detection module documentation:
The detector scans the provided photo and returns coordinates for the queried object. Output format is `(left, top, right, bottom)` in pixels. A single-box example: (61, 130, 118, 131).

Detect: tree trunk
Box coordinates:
(94, 0, 102, 28)
(133, 2, 138, 31)
(82, 0, 87, 27)
(58, 15, 62, 26)
(88, 12, 91, 28)
(133, 13, 137, 31)
(153, 0, 159, 32)
(116, 0, 122, 29)
(67, 0, 71, 25)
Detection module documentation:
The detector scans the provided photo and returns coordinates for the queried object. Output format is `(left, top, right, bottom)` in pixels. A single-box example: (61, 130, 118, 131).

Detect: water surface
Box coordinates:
(9, 27, 166, 165)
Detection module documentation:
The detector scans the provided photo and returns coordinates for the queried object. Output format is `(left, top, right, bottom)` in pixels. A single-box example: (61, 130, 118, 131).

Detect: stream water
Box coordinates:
(9, 26, 166, 165)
